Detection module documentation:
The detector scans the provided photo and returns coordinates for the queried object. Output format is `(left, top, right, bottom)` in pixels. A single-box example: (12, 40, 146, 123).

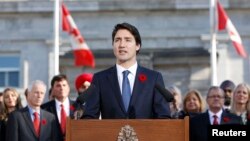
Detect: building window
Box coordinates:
(0, 56, 20, 88)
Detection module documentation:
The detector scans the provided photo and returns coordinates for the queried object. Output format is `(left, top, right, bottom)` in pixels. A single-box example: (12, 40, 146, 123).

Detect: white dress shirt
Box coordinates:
(116, 62, 138, 95)
(208, 109, 223, 125)
(55, 97, 70, 123)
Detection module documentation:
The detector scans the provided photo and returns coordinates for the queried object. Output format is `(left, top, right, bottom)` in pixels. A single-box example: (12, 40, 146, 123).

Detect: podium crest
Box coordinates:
(117, 125, 138, 141)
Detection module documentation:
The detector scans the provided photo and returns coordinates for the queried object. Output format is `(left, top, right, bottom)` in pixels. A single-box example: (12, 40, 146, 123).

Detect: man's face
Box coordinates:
(52, 79, 70, 101)
(223, 87, 233, 106)
(27, 84, 46, 107)
(206, 88, 225, 111)
(113, 29, 140, 65)
(78, 81, 91, 93)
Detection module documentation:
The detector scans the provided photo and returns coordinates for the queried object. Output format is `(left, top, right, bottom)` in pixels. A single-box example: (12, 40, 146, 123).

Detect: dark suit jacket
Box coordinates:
(41, 99, 75, 141)
(0, 119, 6, 141)
(190, 110, 242, 141)
(5, 107, 59, 141)
(83, 65, 171, 119)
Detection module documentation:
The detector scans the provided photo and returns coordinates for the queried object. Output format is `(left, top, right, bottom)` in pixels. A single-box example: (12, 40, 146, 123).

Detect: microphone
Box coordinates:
(76, 84, 96, 105)
(155, 83, 174, 102)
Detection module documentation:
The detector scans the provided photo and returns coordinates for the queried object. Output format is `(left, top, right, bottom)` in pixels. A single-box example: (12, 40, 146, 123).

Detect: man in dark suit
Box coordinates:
(82, 22, 171, 119)
(41, 74, 75, 141)
(190, 86, 242, 141)
(73, 73, 93, 119)
(6, 80, 59, 141)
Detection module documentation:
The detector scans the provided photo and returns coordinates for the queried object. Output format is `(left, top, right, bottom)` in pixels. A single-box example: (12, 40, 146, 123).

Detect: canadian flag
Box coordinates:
(61, 3, 95, 67)
(217, 1, 247, 58)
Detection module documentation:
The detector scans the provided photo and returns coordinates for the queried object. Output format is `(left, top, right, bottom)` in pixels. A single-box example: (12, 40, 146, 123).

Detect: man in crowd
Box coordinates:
(220, 80, 235, 110)
(190, 86, 242, 141)
(41, 74, 75, 141)
(75, 73, 93, 95)
(6, 80, 59, 141)
(74, 73, 93, 119)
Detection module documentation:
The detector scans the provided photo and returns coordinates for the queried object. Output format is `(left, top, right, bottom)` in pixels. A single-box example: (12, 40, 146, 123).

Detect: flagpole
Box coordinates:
(54, 0, 60, 75)
(210, 0, 218, 86)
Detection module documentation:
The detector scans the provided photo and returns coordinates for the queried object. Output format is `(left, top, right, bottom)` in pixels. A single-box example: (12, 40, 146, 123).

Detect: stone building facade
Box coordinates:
(0, 0, 249, 103)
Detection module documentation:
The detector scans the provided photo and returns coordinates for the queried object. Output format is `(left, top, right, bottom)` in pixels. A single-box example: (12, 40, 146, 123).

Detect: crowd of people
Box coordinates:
(0, 73, 93, 141)
(0, 22, 249, 141)
(0, 78, 249, 141)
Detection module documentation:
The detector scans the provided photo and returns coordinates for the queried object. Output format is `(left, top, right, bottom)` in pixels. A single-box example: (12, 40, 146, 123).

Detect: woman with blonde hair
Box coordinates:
(230, 83, 250, 125)
(179, 89, 205, 119)
(0, 88, 23, 141)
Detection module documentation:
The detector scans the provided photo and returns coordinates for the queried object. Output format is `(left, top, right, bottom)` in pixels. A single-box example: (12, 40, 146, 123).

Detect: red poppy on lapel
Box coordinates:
(70, 105, 75, 111)
(138, 73, 147, 82)
(223, 117, 230, 123)
(41, 119, 47, 125)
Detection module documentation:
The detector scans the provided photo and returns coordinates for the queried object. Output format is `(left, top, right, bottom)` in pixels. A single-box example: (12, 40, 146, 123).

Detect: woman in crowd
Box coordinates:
(179, 89, 205, 119)
(168, 85, 182, 119)
(0, 88, 23, 141)
(230, 83, 250, 125)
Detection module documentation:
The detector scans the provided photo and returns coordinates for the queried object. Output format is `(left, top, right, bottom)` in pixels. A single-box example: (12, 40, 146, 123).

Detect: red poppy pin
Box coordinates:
(70, 105, 75, 111)
(223, 117, 230, 123)
(42, 119, 47, 125)
(138, 73, 147, 82)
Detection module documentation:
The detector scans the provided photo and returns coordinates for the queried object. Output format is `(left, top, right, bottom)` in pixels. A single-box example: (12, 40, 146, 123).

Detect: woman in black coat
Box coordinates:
(0, 88, 23, 141)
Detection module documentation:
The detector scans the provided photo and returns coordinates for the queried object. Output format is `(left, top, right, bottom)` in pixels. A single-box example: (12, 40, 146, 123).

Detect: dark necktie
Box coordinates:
(33, 112, 40, 137)
(122, 70, 131, 111)
(60, 104, 67, 134)
(213, 115, 219, 125)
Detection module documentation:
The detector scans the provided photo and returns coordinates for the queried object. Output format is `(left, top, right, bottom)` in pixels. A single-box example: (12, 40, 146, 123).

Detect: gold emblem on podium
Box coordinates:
(117, 125, 138, 141)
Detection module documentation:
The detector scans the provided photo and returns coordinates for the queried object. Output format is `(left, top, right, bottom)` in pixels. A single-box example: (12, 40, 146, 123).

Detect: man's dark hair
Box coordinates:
(220, 80, 235, 90)
(220, 80, 235, 106)
(50, 74, 68, 87)
(112, 22, 141, 54)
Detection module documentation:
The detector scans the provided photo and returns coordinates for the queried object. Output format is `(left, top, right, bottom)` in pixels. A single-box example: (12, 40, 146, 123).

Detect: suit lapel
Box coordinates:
(50, 100, 60, 124)
(205, 111, 212, 125)
(49, 100, 63, 135)
(69, 100, 75, 118)
(129, 66, 145, 109)
(39, 110, 46, 140)
(22, 107, 38, 138)
(107, 66, 126, 112)
(221, 111, 231, 124)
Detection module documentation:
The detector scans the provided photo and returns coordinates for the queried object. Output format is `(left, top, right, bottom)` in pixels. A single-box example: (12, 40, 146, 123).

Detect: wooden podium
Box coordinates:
(66, 116, 189, 141)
